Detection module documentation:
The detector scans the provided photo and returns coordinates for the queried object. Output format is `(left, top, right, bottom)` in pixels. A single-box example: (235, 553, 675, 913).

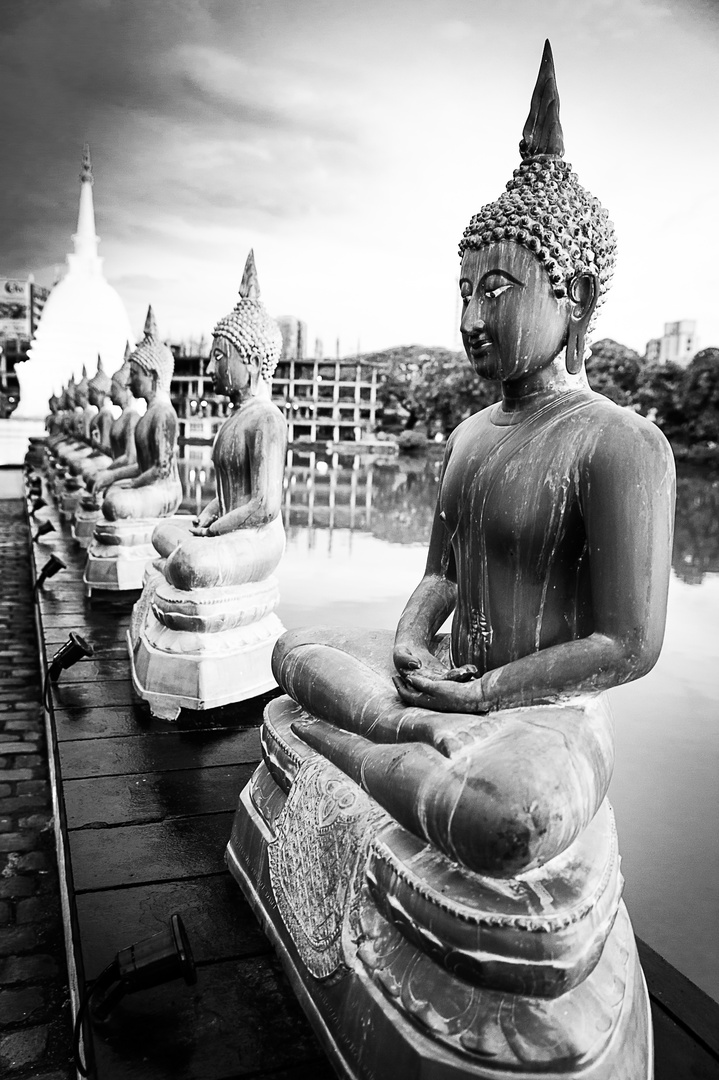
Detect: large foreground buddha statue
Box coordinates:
(84, 307, 183, 594)
(228, 42, 674, 1080)
(129, 252, 288, 719)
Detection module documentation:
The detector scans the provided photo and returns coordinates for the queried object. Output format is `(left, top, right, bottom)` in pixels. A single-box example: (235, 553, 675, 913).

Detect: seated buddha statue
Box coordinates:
(93, 307, 182, 520)
(129, 252, 288, 718)
(89, 347, 140, 493)
(84, 307, 183, 594)
(228, 43, 674, 1078)
(64, 359, 116, 515)
(74, 351, 141, 548)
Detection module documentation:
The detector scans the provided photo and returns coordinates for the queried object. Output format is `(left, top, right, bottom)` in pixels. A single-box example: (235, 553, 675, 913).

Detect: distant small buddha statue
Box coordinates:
(64, 358, 116, 523)
(87, 357, 115, 452)
(84, 307, 183, 594)
(228, 42, 673, 1079)
(73, 351, 141, 549)
(90, 347, 141, 491)
(129, 252, 287, 719)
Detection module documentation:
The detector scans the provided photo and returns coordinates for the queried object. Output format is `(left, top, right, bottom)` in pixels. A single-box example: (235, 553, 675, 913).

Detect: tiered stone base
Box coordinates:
(71, 501, 102, 548)
(128, 572, 284, 719)
(227, 697, 652, 1080)
(84, 517, 164, 595)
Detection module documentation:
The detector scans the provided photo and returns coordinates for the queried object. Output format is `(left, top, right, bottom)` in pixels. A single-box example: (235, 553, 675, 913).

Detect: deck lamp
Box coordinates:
(35, 554, 65, 589)
(31, 496, 47, 516)
(33, 520, 56, 542)
(48, 632, 94, 682)
(73, 915, 196, 1076)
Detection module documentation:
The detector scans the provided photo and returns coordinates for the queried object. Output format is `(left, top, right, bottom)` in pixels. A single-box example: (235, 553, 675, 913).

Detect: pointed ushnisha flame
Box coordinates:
(239, 249, 261, 301)
(143, 305, 158, 340)
(520, 40, 564, 160)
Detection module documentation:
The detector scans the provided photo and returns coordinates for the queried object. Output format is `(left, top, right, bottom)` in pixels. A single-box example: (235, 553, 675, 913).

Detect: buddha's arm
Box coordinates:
(399, 418, 676, 712)
(394, 445, 457, 677)
(94, 460, 140, 493)
(208, 415, 285, 535)
(130, 408, 177, 488)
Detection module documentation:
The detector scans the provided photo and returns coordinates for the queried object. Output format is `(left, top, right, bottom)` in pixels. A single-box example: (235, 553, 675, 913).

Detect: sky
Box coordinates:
(2, 0, 719, 357)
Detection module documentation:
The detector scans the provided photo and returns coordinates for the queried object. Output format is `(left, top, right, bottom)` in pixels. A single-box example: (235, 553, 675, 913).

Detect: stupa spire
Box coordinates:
(73, 144, 100, 265)
(520, 40, 564, 160)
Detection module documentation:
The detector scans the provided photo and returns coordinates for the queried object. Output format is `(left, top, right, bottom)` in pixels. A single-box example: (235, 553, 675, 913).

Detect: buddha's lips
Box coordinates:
(469, 338, 492, 356)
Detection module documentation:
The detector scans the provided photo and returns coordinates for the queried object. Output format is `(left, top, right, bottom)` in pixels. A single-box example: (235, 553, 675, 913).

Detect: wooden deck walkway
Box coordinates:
(23, 470, 719, 1080)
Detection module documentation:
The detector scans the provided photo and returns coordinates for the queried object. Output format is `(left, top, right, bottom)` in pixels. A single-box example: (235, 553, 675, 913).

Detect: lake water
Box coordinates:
(179, 448, 719, 1002)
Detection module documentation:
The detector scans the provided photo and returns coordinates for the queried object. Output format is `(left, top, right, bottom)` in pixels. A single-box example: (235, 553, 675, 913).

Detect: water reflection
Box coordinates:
(179, 450, 719, 578)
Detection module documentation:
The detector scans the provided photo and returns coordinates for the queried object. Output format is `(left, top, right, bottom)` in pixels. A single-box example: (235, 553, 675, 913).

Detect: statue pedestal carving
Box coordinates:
(128, 568, 283, 720)
(228, 691, 652, 1080)
(84, 517, 177, 595)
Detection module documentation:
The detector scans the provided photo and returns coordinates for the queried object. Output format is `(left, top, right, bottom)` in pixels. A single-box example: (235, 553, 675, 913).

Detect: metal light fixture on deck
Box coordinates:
(33, 520, 55, 542)
(35, 554, 65, 589)
(31, 496, 47, 516)
(48, 632, 94, 682)
(74, 914, 196, 1076)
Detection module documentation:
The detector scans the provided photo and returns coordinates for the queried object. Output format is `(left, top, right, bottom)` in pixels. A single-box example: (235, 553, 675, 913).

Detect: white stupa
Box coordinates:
(14, 145, 134, 419)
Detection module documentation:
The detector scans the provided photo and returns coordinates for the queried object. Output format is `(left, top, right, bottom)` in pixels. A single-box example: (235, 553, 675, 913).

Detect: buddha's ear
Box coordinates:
(566, 272, 598, 374)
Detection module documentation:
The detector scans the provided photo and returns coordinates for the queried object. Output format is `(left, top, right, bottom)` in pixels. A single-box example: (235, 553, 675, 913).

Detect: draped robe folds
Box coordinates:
(273, 389, 674, 876)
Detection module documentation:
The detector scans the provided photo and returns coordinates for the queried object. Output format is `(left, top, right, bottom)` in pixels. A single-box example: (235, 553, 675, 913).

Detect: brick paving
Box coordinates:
(0, 495, 73, 1079)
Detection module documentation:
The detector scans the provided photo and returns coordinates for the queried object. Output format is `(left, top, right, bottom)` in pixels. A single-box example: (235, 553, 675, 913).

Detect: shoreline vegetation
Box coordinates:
(369, 340, 719, 466)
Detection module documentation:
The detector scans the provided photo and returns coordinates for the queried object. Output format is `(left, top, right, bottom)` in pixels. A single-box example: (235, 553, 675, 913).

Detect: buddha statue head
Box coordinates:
(88, 355, 112, 408)
(110, 343, 134, 408)
(66, 377, 77, 409)
(458, 40, 616, 378)
(128, 306, 175, 401)
(208, 250, 283, 405)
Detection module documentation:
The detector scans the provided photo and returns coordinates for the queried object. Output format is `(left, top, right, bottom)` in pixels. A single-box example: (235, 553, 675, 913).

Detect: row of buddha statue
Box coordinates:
(40, 42, 674, 1079)
(45, 252, 288, 718)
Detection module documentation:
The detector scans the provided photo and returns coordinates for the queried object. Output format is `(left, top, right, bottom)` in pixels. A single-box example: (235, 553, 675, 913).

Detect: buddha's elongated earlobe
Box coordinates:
(566, 273, 598, 374)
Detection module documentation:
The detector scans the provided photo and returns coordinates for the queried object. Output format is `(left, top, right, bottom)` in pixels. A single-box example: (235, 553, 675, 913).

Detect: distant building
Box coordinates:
(276, 316, 307, 361)
(0, 277, 50, 413)
(655, 320, 697, 368)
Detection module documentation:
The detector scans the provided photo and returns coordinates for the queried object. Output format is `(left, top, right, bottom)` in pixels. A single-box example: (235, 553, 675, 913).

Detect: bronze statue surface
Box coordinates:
(228, 41, 674, 1079)
(129, 251, 288, 717)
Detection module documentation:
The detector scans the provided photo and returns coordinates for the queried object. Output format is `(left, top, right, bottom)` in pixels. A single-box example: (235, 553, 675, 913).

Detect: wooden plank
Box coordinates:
(40, 611, 132, 629)
(639, 938, 719, 1061)
(64, 764, 255, 828)
(53, 697, 269, 739)
(59, 728, 262, 779)
(75, 874, 270, 978)
(50, 680, 136, 710)
(69, 812, 235, 891)
(89, 956, 327, 1080)
(651, 998, 719, 1079)
(52, 658, 130, 683)
(54, 705, 154, 740)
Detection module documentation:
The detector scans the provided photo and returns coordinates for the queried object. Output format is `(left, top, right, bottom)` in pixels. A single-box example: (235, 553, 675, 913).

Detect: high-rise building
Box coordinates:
(658, 320, 697, 368)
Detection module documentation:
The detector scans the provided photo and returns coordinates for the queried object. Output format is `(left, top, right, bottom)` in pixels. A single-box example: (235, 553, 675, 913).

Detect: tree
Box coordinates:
(585, 339, 642, 406)
(634, 362, 687, 443)
(678, 349, 719, 444)
(413, 352, 499, 435)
